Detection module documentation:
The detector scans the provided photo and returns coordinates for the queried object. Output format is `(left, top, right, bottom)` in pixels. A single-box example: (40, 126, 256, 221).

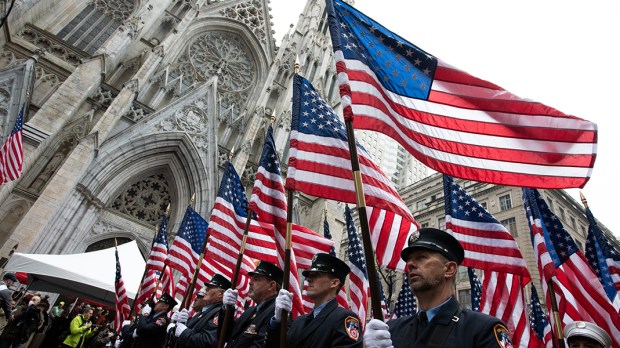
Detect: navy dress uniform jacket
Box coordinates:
(266, 298, 363, 348)
(177, 302, 223, 348)
(219, 296, 276, 348)
(121, 311, 169, 348)
(387, 297, 512, 348)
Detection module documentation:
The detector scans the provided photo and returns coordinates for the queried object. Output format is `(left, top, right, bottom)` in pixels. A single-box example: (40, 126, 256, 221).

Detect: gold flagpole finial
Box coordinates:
(114, 238, 118, 247)
(579, 191, 589, 209)
(165, 203, 171, 216)
(294, 55, 300, 74)
(189, 193, 196, 206)
(229, 147, 235, 161)
(270, 110, 276, 124)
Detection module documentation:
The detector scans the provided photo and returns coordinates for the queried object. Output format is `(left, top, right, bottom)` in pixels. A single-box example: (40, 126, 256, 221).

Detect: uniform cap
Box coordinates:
(565, 321, 612, 348)
(302, 253, 351, 283)
(248, 261, 284, 285)
(2, 272, 17, 282)
(205, 274, 232, 290)
(157, 292, 178, 308)
(400, 228, 465, 264)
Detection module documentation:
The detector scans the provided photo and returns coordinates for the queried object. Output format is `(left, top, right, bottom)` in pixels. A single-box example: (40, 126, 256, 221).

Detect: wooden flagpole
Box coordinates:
(546, 280, 566, 348)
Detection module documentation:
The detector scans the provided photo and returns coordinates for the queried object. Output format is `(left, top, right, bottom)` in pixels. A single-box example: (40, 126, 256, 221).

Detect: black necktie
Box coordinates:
(418, 312, 428, 333)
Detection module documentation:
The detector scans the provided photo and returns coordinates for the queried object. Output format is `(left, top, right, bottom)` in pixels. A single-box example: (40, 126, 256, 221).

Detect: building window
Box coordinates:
(569, 216, 576, 229)
(438, 217, 446, 230)
(500, 217, 518, 237)
(558, 208, 566, 221)
(580, 226, 587, 238)
(458, 289, 473, 310)
(57, 0, 135, 55)
(416, 200, 427, 211)
(421, 221, 429, 228)
(480, 201, 488, 211)
(547, 199, 554, 212)
(499, 194, 512, 211)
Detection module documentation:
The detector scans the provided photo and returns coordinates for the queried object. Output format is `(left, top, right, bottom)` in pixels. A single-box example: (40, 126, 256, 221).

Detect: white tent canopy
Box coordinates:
(4, 241, 145, 306)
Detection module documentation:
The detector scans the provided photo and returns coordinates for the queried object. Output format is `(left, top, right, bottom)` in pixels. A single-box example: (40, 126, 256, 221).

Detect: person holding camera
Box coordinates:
(62, 307, 97, 348)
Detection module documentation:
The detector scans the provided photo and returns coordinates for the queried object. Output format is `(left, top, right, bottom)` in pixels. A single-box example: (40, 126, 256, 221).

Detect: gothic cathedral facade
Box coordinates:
(0, 0, 348, 259)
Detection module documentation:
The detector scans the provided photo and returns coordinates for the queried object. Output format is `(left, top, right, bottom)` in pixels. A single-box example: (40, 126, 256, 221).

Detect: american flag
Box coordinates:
(114, 245, 131, 332)
(529, 285, 553, 348)
(146, 215, 169, 271)
(0, 104, 24, 184)
(479, 270, 532, 347)
(391, 278, 416, 318)
(249, 125, 305, 318)
(326, 0, 597, 189)
(447, 178, 532, 347)
(584, 206, 620, 307)
(471, 267, 537, 347)
(467, 268, 482, 312)
(202, 255, 250, 319)
(158, 266, 175, 299)
(135, 216, 171, 311)
(345, 205, 369, 328)
(167, 206, 208, 296)
(523, 188, 620, 347)
(286, 74, 417, 270)
(443, 175, 530, 279)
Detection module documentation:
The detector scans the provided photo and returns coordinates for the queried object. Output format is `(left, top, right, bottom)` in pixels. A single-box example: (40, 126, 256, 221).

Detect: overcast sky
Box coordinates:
(268, 0, 620, 237)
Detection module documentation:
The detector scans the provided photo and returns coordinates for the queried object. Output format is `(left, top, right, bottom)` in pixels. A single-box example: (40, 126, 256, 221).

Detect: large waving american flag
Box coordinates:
(249, 125, 305, 318)
(286, 74, 417, 270)
(167, 206, 208, 296)
(391, 277, 416, 319)
(443, 175, 530, 279)
(113, 245, 130, 332)
(523, 188, 620, 347)
(326, 0, 597, 189)
(584, 206, 620, 308)
(0, 104, 24, 184)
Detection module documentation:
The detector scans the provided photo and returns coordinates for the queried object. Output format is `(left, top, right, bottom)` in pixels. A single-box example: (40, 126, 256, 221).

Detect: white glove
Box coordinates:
(114, 340, 122, 348)
(364, 319, 393, 348)
(177, 308, 189, 324)
(121, 320, 131, 327)
(223, 289, 238, 307)
(132, 329, 138, 338)
(274, 289, 292, 321)
(166, 323, 175, 332)
(170, 310, 179, 322)
(174, 323, 187, 337)
(141, 304, 151, 316)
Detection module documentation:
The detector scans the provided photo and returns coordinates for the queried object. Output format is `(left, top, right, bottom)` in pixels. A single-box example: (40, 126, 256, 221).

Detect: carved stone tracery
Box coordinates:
(110, 173, 171, 225)
(220, 0, 268, 44)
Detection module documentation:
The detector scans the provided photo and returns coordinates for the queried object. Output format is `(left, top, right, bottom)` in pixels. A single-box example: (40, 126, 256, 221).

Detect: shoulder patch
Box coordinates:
(344, 316, 360, 341)
(212, 314, 219, 326)
(493, 324, 513, 348)
(155, 317, 168, 326)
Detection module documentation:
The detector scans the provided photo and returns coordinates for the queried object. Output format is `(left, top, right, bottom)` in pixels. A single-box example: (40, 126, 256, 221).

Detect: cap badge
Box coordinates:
(409, 230, 420, 244)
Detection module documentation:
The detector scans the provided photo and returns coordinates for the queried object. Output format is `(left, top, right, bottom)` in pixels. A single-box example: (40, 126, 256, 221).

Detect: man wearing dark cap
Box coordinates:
(120, 292, 177, 348)
(173, 274, 232, 348)
(0, 273, 16, 321)
(267, 253, 363, 347)
(219, 261, 282, 348)
(565, 321, 612, 348)
(364, 228, 513, 348)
